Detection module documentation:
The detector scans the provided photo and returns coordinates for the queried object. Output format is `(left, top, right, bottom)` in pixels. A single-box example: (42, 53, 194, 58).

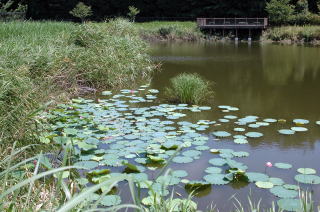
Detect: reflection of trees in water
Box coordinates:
(261, 44, 320, 85)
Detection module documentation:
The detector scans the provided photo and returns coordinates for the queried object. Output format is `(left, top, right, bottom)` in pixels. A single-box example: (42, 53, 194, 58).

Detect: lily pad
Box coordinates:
(269, 177, 284, 186)
(293, 119, 309, 125)
(297, 168, 316, 175)
(274, 163, 292, 169)
(208, 158, 227, 166)
(234, 138, 248, 144)
(255, 181, 274, 189)
(203, 174, 229, 185)
(263, 118, 277, 123)
(278, 129, 295, 135)
(316, 121, 320, 125)
(270, 186, 298, 198)
(291, 127, 308, 132)
(245, 132, 263, 138)
(172, 156, 193, 164)
(172, 170, 188, 178)
(212, 131, 231, 138)
(294, 174, 320, 184)
(246, 172, 269, 182)
(232, 151, 249, 158)
(283, 184, 299, 190)
(74, 161, 99, 170)
(277, 199, 302, 211)
(234, 128, 245, 132)
(205, 167, 222, 174)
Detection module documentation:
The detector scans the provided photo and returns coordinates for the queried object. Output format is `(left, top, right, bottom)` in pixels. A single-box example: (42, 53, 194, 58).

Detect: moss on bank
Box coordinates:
(0, 19, 156, 144)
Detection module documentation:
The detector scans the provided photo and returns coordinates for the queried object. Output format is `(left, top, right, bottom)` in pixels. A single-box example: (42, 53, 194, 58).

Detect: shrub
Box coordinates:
(127, 6, 140, 22)
(69, 2, 93, 22)
(158, 26, 175, 37)
(266, 0, 294, 25)
(165, 73, 213, 105)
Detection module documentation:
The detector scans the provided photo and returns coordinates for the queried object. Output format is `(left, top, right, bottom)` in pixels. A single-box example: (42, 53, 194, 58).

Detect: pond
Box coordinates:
(46, 42, 320, 211)
(149, 42, 320, 210)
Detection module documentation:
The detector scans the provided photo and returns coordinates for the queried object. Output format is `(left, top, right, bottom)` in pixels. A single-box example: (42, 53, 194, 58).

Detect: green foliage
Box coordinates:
(263, 26, 320, 42)
(69, 2, 93, 22)
(0, 20, 155, 144)
(266, 0, 294, 25)
(165, 73, 213, 105)
(127, 6, 140, 22)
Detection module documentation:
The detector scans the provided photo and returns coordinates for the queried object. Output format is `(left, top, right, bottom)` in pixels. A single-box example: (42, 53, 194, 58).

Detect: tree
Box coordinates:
(266, 0, 294, 24)
(69, 2, 93, 22)
(127, 6, 140, 22)
(307, 0, 319, 13)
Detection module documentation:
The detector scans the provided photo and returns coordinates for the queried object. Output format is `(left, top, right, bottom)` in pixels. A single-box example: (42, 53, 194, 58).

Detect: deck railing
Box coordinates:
(197, 18, 268, 28)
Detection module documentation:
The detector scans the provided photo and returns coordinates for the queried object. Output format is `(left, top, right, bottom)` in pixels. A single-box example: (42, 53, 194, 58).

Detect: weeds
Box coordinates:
(165, 73, 214, 105)
(0, 19, 155, 145)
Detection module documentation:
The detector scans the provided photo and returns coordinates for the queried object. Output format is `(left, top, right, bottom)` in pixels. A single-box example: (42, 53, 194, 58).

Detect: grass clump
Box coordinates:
(137, 21, 203, 42)
(0, 19, 155, 145)
(263, 26, 320, 44)
(165, 73, 213, 105)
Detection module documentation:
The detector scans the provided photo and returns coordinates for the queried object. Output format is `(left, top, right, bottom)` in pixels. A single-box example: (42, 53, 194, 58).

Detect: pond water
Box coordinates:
(46, 42, 320, 211)
(148, 42, 320, 210)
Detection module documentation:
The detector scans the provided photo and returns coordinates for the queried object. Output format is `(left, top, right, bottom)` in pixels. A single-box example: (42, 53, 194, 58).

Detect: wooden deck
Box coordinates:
(197, 18, 268, 29)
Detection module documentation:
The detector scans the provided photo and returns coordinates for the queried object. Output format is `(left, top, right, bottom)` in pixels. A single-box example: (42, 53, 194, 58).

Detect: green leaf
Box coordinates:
(274, 163, 292, 169)
(100, 195, 121, 206)
(172, 170, 188, 178)
(294, 174, 320, 184)
(172, 156, 193, 164)
(291, 127, 308, 132)
(246, 172, 269, 182)
(269, 177, 284, 186)
(297, 168, 316, 175)
(203, 174, 229, 185)
(245, 132, 263, 138)
(270, 186, 298, 198)
(255, 181, 274, 189)
(77, 142, 97, 151)
(208, 158, 227, 166)
(277, 199, 302, 211)
(278, 129, 295, 135)
(293, 119, 309, 125)
(283, 184, 299, 190)
(205, 167, 222, 174)
(212, 131, 231, 138)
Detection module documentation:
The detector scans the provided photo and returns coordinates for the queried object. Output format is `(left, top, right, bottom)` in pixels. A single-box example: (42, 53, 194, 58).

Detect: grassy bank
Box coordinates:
(0, 19, 155, 145)
(262, 26, 320, 44)
(136, 21, 204, 42)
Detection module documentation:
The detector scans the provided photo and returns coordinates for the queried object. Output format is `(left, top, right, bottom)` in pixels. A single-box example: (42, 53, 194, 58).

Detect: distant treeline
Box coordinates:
(1, 0, 319, 20)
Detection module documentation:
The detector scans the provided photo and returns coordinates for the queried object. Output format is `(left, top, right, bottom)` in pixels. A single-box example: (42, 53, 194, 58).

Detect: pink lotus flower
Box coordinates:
(130, 90, 135, 94)
(266, 162, 273, 167)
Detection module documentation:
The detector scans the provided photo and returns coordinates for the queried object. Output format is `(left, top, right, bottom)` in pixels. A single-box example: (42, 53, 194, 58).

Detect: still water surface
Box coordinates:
(147, 42, 320, 210)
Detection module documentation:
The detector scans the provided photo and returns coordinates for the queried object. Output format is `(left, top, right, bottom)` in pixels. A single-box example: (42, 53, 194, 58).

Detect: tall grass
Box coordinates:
(262, 26, 320, 43)
(136, 21, 203, 42)
(0, 19, 155, 145)
(165, 73, 214, 105)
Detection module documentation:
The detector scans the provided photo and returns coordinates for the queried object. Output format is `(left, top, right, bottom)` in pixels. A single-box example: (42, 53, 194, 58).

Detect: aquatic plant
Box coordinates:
(165, 73, 214, 105)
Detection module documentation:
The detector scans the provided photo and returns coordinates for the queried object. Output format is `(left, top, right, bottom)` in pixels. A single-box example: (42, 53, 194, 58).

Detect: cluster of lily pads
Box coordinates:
(40, 85, 320, 211)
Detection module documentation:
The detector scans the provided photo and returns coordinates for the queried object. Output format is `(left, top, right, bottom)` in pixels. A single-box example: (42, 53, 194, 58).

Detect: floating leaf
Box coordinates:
(278, 129, 295, 135)
(172, 170, 188, 178)
(294, 174, 320, 184)
(203, 174, 229, 185)
(291, 127, 308, 132)
(234, 128, 245, 132)
(270, 186, 298, 199)
(263, 118, 277, 123)
(234, 138, 248, 144)
(277, 199, 302, 211)
(212, 131, 231, 138)
(101, 91, 112, 96)
(269, 177, 284, 186)
(208, 158, 227, 166)
(74, 161, 99, 170)
(141, 196, 161, 206)
(283, 184, 299, 190)
(274, 163, 292, 169)
(205, 167, 222, 174)
(185, 181, 211, 192)
(246, 172, 269, 182)
(172, 156, 193, 164)
(255, 181, 274, 189)
(316, 121, 320, 125)
(182, 150, 201, 158)
(245, 132, 263, 138)
(297, 168, 316, 175)
(293, 119, 309, 125)
(232, 151, 249, 158)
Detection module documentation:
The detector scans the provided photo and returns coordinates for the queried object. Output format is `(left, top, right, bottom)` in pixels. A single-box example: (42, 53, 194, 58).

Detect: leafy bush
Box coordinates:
(266, 0, 294, 25)
(127, 6, 140, 22)
(165, 73, 213, 105)
(69, 2, 93, 22)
